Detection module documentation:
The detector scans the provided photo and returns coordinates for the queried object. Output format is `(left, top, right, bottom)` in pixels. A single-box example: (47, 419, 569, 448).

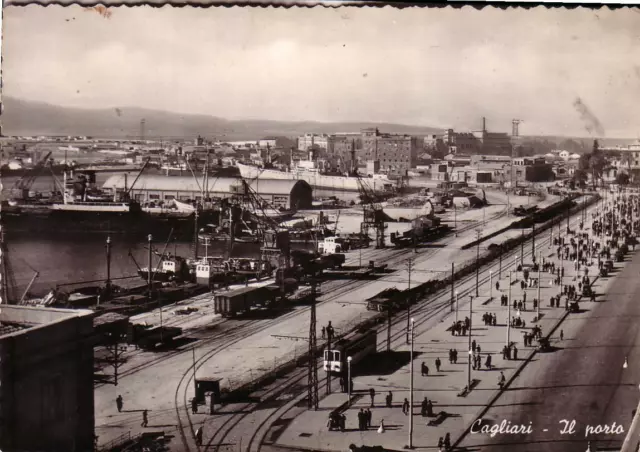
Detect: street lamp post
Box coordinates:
(507, 271, 512, 346)
(408, 318, 415, 449)
(489, 270, 493, 300)
(454, 204, 458, 237)
(455, 291, 459, 323)
(347, 356, 353, 406)
(537, 264, 541, 318)
(468, 296, 473, 388)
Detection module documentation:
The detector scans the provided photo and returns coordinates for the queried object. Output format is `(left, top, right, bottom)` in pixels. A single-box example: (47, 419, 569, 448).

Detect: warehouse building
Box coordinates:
(103, 174, 313, 210)
(0, 305, 95, 452)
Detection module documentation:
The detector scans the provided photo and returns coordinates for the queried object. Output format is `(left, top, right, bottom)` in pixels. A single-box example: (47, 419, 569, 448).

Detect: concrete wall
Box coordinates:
(0, 308, 94, 452)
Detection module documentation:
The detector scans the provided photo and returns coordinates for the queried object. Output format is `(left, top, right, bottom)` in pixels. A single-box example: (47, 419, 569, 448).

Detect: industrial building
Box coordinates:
(361, 128, 422, 175)
(102, 174, 313, 210)
(0, 305, 95, 452)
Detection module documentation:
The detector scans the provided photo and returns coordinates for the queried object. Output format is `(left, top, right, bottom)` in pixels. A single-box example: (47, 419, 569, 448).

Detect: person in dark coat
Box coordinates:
(421, 362, 429, 376)
(444, 433, 451, 450)
(435, 357, 441, 372)
(402, 398, 410, 415)
(195, 426, 203, 445)
(427, 400, 434, 417)
(141, 409, 148, 428)
(191, 397, 198, 414)
(513, 345, 518, 360)
(358, 409, 365, 430)
(369, 388, 375, 407)
(385, 391, 392, 408)
(421, 397, 428, 416)
(116, 395, 123, 413)
(366, 408, 372, 428)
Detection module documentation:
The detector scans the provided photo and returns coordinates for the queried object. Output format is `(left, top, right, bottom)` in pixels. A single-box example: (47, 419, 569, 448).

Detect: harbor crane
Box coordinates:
(9, 151, 53, 200)
(355, 172, 388, 249)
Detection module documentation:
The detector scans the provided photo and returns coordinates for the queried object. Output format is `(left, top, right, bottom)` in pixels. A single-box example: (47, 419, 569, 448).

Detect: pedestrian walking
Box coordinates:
(369, 388, 375, 407)
(321, 326, 326, 339)
(498, 371, 506, 389)
(116, 395, 123, 413)
(195, 426, 203, 446)
(358, 409, 365, 430)
(560, 329, 564, 341)
(485, 354, 492, 370)
(444, 432, 451, 450)
(435, 357, 441, 372)
(327, 322, 334, 340)
(513, 346, 518, 360)
(191, 397, 198, 414)
(402, 398, 410, 415)
(366, 408, 372, 428)
(438, 437, 444, 451)
(141, 409, 148, 428)
(421, 362, 429, 376)
(385, 391, 392, 408)
(496, 281, 500, 291)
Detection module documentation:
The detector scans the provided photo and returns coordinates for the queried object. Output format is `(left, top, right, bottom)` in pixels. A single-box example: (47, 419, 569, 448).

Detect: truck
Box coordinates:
(318, 236, 348, 254)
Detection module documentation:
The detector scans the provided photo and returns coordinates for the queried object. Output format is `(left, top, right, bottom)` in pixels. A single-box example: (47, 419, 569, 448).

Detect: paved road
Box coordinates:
(457, 245, 640, 452)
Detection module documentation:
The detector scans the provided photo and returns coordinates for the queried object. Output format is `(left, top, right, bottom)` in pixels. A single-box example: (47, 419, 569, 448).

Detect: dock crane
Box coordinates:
(9, 151, 53, 200)
(355, 172, 388, 249)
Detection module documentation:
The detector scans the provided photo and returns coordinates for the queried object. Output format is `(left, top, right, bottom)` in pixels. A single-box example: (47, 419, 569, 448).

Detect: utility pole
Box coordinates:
(450, 263, 455, 312)
(147, 234, 153, 295)
(406, 258, 413, 344)
(507, 271, 512, 346)
(520, 229, 524, 267)
(387, 305, 392, 352)
(499, 248, 502, 279)
(537, 264, 541, 318)
(468, 295, 473, 388)
(532, 223, 536, 257)
(408, 318, 415, 449)
(308, 270, 319, 410)
(475, 230, 481, 297)
(326, 323, 332, 396)
(105, 236, 112, 297)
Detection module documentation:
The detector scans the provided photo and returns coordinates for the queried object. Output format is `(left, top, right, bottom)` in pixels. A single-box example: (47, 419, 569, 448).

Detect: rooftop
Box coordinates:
(102, 174, 239, 193)
(0, 305, 93, 339)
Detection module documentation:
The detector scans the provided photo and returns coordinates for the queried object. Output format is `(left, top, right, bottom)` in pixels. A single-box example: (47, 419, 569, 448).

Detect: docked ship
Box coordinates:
(2, 170, 219, 238)
(236, 160, 393, 192)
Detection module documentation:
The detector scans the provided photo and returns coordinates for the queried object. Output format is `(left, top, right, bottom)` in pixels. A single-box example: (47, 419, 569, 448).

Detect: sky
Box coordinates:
(3, 6, 640, 138)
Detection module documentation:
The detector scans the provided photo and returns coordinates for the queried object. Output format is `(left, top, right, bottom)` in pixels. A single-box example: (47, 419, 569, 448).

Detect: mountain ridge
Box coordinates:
(1, 97, 444, 140)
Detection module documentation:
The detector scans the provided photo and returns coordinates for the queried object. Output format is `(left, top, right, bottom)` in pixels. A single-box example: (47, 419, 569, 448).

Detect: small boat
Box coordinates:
(138, 255, 191, 282)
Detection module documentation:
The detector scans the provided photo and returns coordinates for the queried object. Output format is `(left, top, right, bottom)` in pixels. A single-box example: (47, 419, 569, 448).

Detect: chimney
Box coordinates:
(482, 117, 486, 133)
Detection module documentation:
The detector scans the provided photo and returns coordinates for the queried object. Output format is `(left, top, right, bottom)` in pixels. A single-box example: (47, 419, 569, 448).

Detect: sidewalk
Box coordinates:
(274, 221, 616, 451)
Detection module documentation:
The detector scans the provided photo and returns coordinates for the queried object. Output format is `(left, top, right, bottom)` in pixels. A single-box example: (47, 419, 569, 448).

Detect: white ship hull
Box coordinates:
(237, 163, 391, 192)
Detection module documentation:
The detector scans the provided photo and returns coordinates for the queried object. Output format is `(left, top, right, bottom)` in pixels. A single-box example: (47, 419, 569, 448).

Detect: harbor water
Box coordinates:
(1, 170, 358, 298)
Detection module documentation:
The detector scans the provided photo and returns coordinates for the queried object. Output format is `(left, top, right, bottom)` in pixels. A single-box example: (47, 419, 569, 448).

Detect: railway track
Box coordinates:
(199, 199, 594, 452)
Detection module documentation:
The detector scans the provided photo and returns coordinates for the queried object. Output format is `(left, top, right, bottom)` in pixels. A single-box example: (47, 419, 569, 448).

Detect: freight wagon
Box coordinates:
(127, 323, 183, 350)
(213, 285, 277, 317)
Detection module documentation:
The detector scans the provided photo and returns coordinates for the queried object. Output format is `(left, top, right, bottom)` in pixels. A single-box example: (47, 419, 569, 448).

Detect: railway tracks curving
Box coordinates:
(200, 200, 594, 452)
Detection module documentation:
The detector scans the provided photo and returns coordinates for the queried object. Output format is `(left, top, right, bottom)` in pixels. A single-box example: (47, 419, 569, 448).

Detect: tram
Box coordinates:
(323, 329, 377, 375)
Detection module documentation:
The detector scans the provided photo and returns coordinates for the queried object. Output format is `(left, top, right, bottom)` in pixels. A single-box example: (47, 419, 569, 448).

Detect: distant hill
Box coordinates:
(1, 97, 443, 141)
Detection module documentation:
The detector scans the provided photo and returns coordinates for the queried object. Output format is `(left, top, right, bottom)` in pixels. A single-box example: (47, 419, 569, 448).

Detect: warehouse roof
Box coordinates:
(103, 174, 311, 196)
(248, 178, 311, 195)
(102, 174, 239, 193)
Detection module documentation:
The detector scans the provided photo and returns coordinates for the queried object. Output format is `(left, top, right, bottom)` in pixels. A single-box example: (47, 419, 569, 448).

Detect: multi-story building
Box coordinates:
(360, 128, 421, 175)
(297, 134, 329, 151)
(444, 118, 513, 155)
(0, 306, 95, 452)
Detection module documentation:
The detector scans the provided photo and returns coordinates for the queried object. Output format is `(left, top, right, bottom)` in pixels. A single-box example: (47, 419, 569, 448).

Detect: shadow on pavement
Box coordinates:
(356, 351, 423, 376)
